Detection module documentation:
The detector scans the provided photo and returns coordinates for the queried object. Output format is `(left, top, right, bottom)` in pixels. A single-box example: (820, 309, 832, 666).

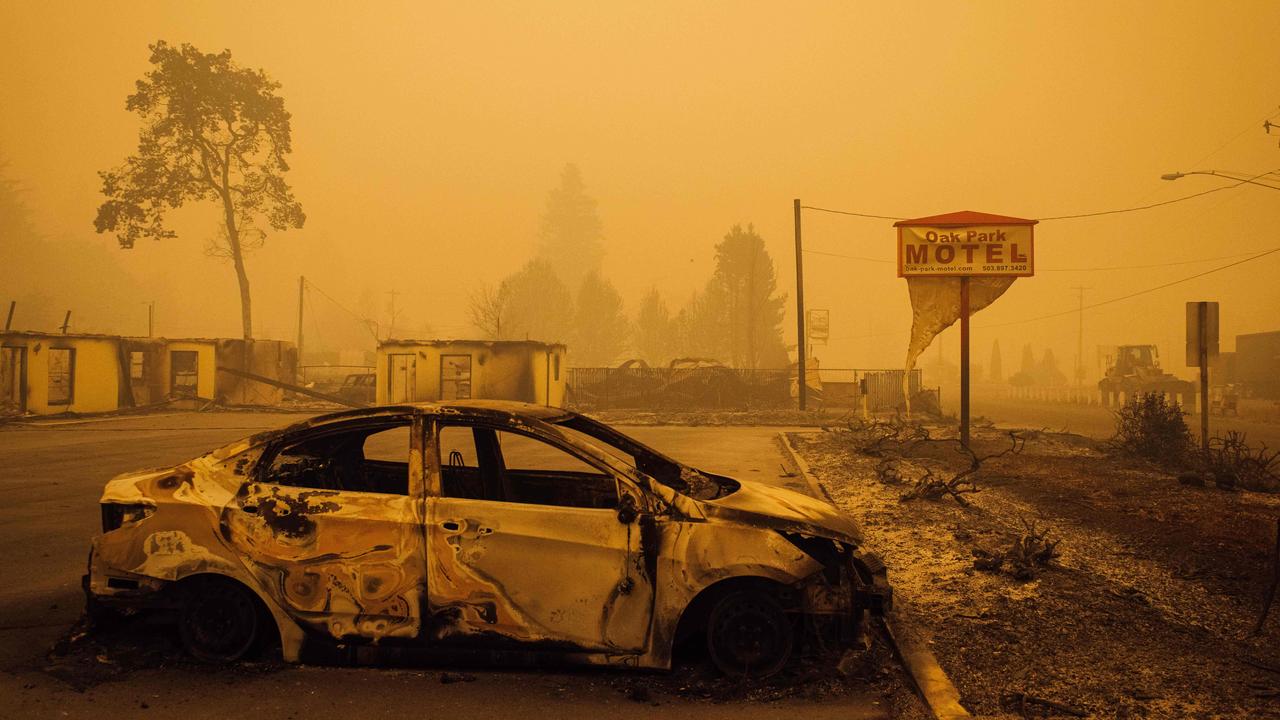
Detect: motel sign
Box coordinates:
(893, 210, 1038, 447)
(897, 212, 1035, 277)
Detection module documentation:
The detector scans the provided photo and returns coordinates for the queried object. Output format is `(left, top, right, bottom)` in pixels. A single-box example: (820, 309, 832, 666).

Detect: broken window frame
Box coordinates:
(129, 351, 146, 382)
(430, 417, 630, 511)
(1, 346, 27, 413)
(440, 354, 472, 400)
(170, 350, 199, 399)
(47, 347, 75, 406)
(254, 414, 424, 497)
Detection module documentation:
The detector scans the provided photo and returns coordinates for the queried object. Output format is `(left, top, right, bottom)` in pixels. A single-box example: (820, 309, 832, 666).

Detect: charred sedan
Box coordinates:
(86, 401, 889, 674)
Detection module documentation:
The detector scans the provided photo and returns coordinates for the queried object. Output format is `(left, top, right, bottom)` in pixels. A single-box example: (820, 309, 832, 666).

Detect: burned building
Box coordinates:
(376, 339, 567, 407)
(0, 332, 296, 416)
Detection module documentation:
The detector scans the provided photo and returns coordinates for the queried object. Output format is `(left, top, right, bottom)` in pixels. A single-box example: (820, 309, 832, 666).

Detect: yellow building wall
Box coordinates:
(530, 347, 567, 407)
(377, 343, 566, 406)
(11, 336, 122, 415)
(160, 342, 217, 400)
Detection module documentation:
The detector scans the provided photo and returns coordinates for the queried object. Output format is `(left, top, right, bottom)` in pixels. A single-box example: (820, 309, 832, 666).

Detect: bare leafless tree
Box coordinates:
(468, 283, 506, 339)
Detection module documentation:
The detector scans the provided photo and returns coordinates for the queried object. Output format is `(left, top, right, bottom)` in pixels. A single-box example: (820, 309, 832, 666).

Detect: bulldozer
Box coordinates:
(1098, 344, 1197, 408)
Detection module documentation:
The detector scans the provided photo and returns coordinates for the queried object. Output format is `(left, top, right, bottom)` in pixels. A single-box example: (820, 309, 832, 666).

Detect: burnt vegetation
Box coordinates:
(841, 416, 1027, 506)
(1202, 430, 1280, 492)
(972, 517, 1061, 581)
(1111, 393, 1280, 492)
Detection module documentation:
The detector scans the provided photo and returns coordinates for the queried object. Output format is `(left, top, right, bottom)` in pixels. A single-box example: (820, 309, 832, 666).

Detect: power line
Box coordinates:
(304, 279, 381, 342)
(803, 248, 893, 264)
(1186, 107, 1280, 170)
(800, 205, 906, 221)
(800, 167, 1280, 224)
(821, 245, 1280, 341)
(306, 280, 371, 325)
(1038, 250, 1267, 272)
(976, 246, 1280, 330)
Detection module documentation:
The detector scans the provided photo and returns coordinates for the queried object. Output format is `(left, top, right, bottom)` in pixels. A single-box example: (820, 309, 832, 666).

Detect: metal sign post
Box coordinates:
(959, 277, 971, 446)
(894, 211, 1038, 448)
(1186, 301, 1220, 452)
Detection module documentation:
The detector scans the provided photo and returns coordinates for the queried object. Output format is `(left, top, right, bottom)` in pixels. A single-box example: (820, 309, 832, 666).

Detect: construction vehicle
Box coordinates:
(1098, 344, 1197, 408)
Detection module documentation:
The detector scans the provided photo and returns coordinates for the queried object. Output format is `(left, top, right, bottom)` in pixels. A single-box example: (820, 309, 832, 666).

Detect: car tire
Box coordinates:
(178, 577, 260, 663)
(705, 588, 794, 677)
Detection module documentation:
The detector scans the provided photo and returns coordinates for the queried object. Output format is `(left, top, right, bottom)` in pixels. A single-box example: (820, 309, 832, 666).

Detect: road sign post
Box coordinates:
(1186, 301, 1220, 452)
(959, 277, 971, 446)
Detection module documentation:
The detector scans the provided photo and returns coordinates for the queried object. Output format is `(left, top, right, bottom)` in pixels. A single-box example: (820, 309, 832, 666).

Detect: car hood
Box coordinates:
(696, 477, 864, 544)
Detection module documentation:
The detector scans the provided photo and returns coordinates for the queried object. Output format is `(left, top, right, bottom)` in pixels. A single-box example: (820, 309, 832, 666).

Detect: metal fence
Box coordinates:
(565, 366, 925, 412)
(299, 364, 375, 392)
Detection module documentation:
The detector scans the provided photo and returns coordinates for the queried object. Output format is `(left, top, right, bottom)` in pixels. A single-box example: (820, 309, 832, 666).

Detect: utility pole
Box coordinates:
(4, 301, 14, 331)
(296, 276, 305, 362)
(59, 311, 71, 334)
(146, 301, 155, 337)
(1071, 286, 1090, 387)
(793, 199, 807, 411)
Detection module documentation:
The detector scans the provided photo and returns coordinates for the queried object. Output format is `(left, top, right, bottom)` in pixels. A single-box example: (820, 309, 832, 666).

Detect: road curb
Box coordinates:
(776, 431, 834, 502)
(880, 617, 972, 720)
(775, 431, 972, 720)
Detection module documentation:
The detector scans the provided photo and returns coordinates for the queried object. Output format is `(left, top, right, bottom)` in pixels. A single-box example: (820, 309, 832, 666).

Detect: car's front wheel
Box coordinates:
(706, 588, 794, 677)
(178, 576, 260, 663)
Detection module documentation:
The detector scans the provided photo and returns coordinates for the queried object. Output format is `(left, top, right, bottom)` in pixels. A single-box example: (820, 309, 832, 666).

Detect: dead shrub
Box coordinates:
(875, 458, 907, 485)
(1111, 392, 1193, 465)
(1202, 431, 1280, 492)
(973, 517, 1061, 581)
(899, 431, 1026, 506)
(844, 414, 930, 457)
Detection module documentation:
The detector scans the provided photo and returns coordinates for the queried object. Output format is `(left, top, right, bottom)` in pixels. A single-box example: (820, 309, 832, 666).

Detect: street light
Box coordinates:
(1161, 169, 1280, 191)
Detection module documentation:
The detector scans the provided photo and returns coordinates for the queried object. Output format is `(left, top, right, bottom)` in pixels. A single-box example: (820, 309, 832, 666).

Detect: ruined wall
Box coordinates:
(376, 341, 567, 405)
(0, 333, 122, 415)
(160, 341, 217, 401)
(212, 339, 296, 406)
(531, 346, 567, 407)
(477, 343, 537, 403)
(119, 338, 166, 407)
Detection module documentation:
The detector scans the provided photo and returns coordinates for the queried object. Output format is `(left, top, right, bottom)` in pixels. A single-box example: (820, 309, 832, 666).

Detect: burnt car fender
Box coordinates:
(850, 549, 892, 614)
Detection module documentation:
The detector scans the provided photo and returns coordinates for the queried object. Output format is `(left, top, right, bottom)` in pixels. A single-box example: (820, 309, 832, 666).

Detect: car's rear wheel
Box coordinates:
(178, 577, 260, 663)
(706, 589, 794, 677)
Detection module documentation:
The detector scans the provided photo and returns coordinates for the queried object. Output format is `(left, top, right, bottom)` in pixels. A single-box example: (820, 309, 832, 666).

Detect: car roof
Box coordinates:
(293, 400, 576, 431)
(411, 399, 576, 422)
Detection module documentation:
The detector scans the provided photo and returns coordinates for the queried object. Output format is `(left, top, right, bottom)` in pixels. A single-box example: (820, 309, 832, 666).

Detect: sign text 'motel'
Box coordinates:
(897, 215, 1036, 277)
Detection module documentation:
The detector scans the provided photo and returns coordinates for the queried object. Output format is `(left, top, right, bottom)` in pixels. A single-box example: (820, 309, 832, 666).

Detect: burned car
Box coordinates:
(86, 401, 889, 675)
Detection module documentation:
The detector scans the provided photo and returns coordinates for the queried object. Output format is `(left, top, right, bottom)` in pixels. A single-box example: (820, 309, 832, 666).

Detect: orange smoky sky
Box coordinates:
(2, 1, 1279, 372)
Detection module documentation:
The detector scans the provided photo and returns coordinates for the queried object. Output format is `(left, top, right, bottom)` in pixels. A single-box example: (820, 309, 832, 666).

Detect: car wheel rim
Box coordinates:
(711, 595, 789, 675)
(183, 582, 257, 661)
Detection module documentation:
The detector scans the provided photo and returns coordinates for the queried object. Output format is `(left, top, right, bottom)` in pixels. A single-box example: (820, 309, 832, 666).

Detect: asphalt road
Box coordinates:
(0, 412, 883, 720)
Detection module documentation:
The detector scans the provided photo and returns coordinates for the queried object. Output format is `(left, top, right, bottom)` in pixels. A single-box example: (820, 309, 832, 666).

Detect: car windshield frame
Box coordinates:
(553, 415, 726, 500)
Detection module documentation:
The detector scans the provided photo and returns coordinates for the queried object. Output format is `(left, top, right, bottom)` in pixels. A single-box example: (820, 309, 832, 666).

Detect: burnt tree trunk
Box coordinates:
(220, 192, 253, 341)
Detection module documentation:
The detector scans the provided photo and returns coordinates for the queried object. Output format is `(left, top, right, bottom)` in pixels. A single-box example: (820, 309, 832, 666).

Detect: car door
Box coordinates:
(221, 414, 428, 644)
(425, 418, 655, 654)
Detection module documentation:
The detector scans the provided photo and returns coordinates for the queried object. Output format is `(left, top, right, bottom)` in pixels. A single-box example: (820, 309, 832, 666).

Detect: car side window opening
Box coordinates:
(263, 420, 412, 495)
(438, 423, 618, 510)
